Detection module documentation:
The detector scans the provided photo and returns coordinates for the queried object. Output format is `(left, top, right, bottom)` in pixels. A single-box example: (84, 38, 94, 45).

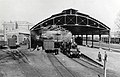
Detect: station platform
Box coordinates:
(78, 45, 120, 76)
(77, 45, 104, 65)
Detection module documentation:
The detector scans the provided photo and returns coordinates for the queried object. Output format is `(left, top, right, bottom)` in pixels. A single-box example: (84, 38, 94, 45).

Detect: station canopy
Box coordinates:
(30, 8, 110, 35)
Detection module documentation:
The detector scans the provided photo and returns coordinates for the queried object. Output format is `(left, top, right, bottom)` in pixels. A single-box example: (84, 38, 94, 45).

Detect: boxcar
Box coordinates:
(43, 39, 59, 55)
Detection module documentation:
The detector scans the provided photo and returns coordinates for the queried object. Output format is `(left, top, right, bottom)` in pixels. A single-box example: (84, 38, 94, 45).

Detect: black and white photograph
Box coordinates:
(0, 0, 120, 77)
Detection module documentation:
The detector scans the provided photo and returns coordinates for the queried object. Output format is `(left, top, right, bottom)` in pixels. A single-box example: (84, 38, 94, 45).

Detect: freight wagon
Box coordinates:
(43, 39, 59, 55)
(8, 38, 20, 49)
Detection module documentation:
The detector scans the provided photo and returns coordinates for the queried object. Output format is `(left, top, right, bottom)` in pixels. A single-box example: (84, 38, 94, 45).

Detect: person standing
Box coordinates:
(32, 35, 40, 51)
(104, 51, 107, 61)
(27, 38, 30, 49)
(98, 52, 102, 62)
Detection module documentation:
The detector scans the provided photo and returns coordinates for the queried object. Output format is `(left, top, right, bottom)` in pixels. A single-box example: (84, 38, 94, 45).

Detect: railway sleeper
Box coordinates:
(3, 49, 29, 63)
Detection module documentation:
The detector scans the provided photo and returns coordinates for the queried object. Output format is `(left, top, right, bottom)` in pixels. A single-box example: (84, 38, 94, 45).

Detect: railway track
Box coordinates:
(16, 62, 43, 77)
(0, 48, 29, 63)
(47, 53, 76, 77)
(71, 58, 104, 75)
(0, 48, 43, 77)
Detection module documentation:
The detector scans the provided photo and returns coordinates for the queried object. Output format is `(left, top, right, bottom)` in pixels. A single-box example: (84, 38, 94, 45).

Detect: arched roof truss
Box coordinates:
(31, 9, 110, 35)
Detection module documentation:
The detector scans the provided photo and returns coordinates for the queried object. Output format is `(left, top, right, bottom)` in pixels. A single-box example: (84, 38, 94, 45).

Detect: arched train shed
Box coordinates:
(30, 8, 110, 48)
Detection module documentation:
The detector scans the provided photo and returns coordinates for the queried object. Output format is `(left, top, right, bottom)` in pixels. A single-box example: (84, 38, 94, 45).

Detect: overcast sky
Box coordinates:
(0, 0, 120, 31)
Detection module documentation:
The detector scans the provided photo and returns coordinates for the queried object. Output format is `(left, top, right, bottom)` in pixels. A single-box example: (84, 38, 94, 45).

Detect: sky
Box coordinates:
(0, 0, 120, 31)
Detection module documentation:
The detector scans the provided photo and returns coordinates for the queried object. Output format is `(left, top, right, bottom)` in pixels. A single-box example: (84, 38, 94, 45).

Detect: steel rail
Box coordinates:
(0, 49, 43, 77)
(1, 49, 29, 63)
(16, 62, 43, 77)
(71, 58, 104, 75)
(80, 53, 103, 67)
(47, 53, 76, 77)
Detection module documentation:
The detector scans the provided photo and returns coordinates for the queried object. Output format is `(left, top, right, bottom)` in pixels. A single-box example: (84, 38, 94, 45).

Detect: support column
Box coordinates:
(108, 31, 111, 51)
(99, 34, 101, 49)
(86, 34, 88, 46)
(81, 35, 83, 45)
(92, 34, 94, 48)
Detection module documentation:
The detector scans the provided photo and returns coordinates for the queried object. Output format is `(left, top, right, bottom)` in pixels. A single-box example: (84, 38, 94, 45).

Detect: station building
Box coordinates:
(2, 21, 33, 44)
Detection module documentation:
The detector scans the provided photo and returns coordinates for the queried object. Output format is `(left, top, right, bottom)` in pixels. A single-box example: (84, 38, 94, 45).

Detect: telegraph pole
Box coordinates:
(104, 59, 106, 77)
(103, 51, 107, 77)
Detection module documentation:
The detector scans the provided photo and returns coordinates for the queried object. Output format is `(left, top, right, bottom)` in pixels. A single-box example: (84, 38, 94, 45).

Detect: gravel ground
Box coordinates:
(0, 45, 119, 77)
(0, 57, 24, 77)
(56, 52, 102, 77)
(27, 50, 60, 77)
(0, 46, 59, 77)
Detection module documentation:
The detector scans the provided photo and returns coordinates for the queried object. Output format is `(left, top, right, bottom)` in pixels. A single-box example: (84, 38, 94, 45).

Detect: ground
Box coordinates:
(0, 45, 119, 77)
